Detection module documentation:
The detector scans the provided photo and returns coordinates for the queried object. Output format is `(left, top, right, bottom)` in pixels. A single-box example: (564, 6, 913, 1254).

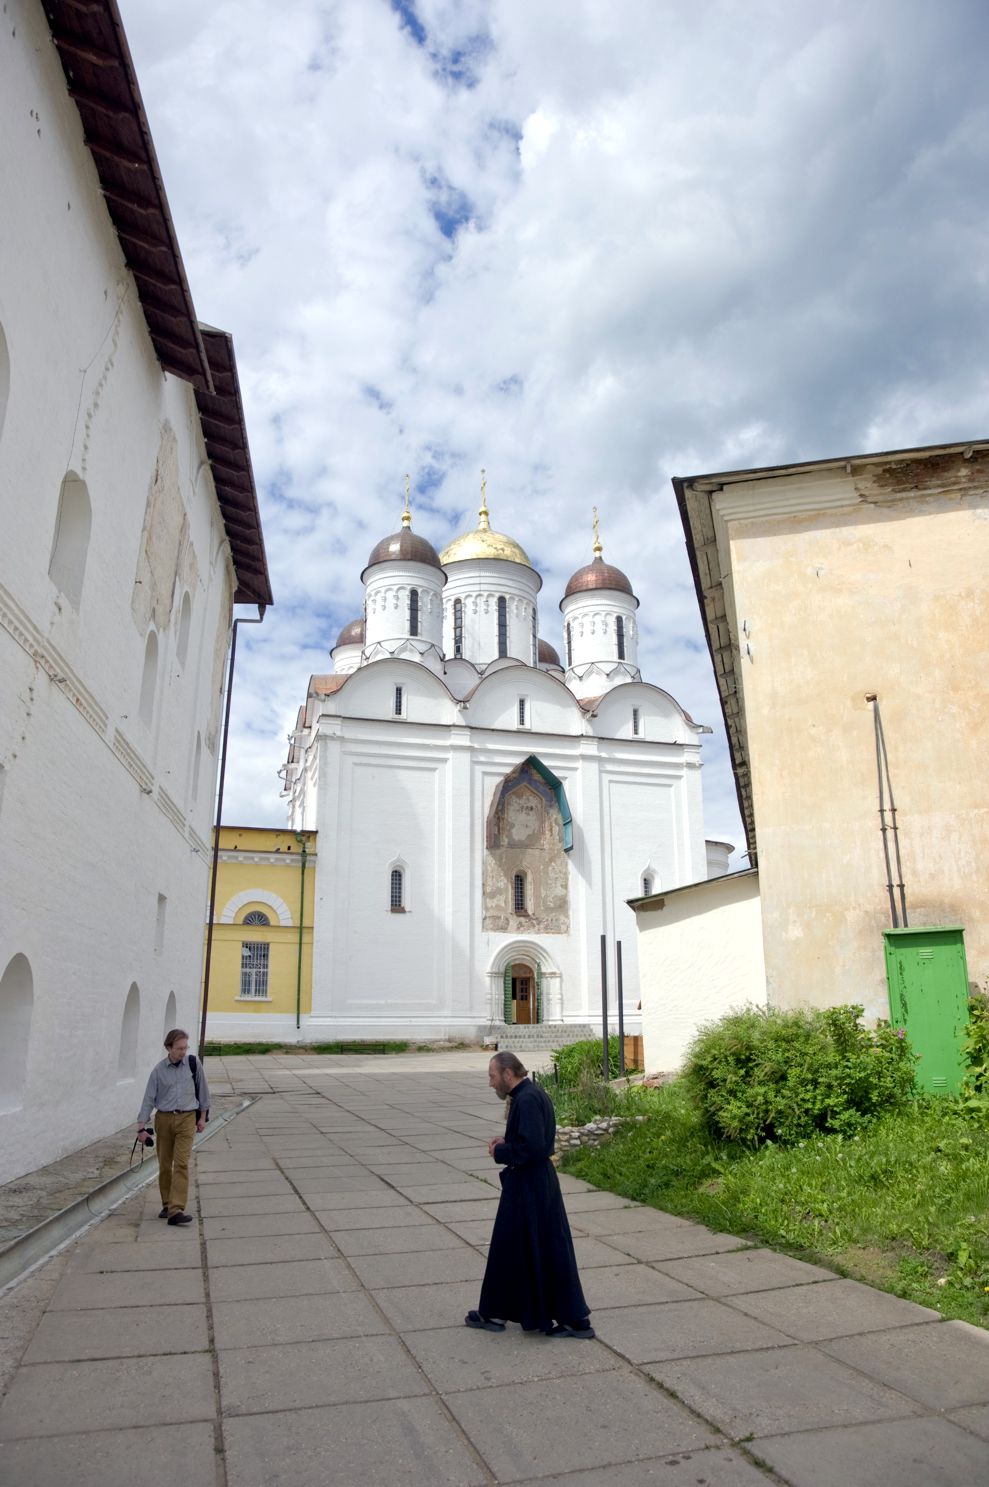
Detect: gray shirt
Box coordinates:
(138, 1055, 210, 1124)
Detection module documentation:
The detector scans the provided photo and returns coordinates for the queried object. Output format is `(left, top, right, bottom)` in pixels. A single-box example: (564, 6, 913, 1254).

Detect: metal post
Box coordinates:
(616, 940, 625, 1075)
(600, 933, 609, 1080)
(199, 607, 266, 1059)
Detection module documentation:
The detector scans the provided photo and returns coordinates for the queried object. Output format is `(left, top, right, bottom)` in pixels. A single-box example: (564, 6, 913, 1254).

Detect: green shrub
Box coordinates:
(551, 1036, 619, 1087)
(961, 990, 989, 1118)
(682, 1004, 916, 1147)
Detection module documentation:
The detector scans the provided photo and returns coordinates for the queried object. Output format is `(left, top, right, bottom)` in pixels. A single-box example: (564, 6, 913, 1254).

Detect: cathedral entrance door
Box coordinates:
(511, 963, 535, 1024)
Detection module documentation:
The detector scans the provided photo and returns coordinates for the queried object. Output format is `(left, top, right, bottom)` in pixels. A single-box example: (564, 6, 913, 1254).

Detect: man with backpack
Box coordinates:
(136, 1027, 210, 1226)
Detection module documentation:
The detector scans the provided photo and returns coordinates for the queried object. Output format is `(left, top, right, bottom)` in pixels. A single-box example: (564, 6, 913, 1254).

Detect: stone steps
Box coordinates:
(485, 1023, 599, 1051)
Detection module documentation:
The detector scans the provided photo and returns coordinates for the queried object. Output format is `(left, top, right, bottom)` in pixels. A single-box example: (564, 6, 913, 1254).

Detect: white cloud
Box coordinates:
(119, 0, 989, 857)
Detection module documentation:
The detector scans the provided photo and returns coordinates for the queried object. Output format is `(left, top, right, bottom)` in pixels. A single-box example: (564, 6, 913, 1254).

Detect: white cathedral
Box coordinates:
(280, 484, 724, 1043)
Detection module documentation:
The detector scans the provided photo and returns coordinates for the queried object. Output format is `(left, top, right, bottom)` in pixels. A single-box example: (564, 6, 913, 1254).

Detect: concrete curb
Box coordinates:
(0, 1097, 257, 1294)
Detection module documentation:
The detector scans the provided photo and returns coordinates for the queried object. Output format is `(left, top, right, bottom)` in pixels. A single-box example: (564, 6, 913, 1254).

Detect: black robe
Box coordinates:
(478, 1077, 590, 1331)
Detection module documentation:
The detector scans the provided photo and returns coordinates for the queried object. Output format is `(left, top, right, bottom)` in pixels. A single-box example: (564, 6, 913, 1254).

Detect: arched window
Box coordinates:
(243, 910, 271, 926)
(176, 591, 192, 667)
(0, 953, 33, 1113)
(453, 598, 463, 657)
(49, 473, 92, 609)
(409, 588, 419, 637)
(513, 872, 528, 914)
(497, 596, 508, 657)
(118, 983, 140, 1079)
(139, 628, 158, 726)
(616, 615, 625, 660)
(389, 867, 405, 911)
(642, 874, 654, 897)
(565, 622, 573, 668)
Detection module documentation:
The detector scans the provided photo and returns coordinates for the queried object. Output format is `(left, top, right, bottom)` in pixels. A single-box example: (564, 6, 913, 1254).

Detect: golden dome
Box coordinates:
(439, 470, 533, 569)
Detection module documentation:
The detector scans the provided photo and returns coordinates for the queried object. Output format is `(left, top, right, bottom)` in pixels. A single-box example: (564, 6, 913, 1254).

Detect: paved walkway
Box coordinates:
(1, 1057, 988, 1485)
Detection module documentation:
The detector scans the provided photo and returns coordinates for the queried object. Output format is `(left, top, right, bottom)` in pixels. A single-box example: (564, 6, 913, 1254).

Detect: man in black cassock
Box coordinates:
(465, 1051, 594, 1338)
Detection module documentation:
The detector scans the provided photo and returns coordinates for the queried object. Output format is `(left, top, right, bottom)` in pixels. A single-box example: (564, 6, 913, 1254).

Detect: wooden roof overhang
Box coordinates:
(43, 0, 272, 607)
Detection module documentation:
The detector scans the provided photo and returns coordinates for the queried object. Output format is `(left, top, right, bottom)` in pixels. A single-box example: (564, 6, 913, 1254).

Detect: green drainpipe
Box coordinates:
(293, 832, 308, 1030)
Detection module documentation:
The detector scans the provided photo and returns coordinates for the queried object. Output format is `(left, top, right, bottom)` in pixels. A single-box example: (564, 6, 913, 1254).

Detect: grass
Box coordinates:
(557, 1081, 989, 1328)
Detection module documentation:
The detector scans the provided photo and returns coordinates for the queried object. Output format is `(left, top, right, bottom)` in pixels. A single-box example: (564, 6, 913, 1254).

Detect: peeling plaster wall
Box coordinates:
(727, 458, 989, 1016)
(483, 767, 570, 934)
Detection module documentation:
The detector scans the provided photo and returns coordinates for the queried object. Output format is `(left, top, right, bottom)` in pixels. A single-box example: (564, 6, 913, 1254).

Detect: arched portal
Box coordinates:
(510, 961, 536, 1024)
(488, 941, 561, 1025)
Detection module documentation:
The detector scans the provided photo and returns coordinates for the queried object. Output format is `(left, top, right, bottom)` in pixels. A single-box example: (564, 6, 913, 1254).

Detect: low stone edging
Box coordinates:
(554, 1113, 647, 1153)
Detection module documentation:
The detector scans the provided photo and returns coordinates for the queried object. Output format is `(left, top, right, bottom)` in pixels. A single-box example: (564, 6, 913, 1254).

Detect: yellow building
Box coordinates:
(203, 827, 316, 1040)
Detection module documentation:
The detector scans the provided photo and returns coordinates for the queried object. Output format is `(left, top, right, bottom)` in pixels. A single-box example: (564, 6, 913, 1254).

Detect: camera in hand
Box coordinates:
(138, 1127, 154, 1148)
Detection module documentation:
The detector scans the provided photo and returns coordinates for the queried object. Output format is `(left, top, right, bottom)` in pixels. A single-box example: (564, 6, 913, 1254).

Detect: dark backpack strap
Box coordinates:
(189, 1054, 203, 1114)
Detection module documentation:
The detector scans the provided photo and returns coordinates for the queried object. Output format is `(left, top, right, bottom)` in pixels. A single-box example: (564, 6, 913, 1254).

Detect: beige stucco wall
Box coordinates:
(638, 871, 766, 1073)
(728, 466, 989, 1017)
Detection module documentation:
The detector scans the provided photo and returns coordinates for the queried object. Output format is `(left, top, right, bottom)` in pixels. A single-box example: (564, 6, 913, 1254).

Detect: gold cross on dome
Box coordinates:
(402, 473, 412, 528)
(592, 506, 603, 557)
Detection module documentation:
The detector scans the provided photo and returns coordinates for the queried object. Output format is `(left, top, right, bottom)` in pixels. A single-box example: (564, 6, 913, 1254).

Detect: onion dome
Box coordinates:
(439, 472, 533, 569)
(363, 485, 442, 575)
(537, 638, 561, 666)
(563, 508, 634, 597)
(333, 618, 364, 648)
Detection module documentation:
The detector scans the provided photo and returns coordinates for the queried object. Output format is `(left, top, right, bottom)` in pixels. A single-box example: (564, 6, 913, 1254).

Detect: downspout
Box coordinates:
(293, 831, 308, 1031)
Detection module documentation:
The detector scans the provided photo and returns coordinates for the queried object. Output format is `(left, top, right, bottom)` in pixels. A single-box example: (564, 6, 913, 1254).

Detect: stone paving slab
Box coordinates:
(947, 1402, 989, 1440)
(725, 1277, 941, 1342)
(217, 1334, 430, 1415)
(572, 1237, 638, 1268)
(607, 1226, 749, 1262)
(202, 1211, 322, 1240)
(211, 1291, 388, 1349)
(389, 1181, 499, 1203)
(820, 1320, 989, 1409)
(444, 1369, 718, 1479)
(753, 1415, 989, 1487)
(223, 1397, 489, 1487)
(348, 1246, 487, 1289)
(0, 1421, 220, 1487)
(594, 1298, 794, 1363)
(331, 1222, 472, 1256)
(198, 1193, 306, 1217)
(205, 1233, 339, 1267)
(422, 1198, 502, 1221)
(655, 1247, 836, 1296)
(23, 1302, 208, 1362)
(514, 1447, 775, 1486)
(48, 1268, 204, 1310)
(315, 1204, 435, 1232)
(645, 1343, 921, 1440)
(401, 1323, 620, 1392)
(208, 1256, 359, 1301)
(574, 1206, 702, 1237)
(373, 1278, 485, 1331)
(581, 1263, 703, 1309)
(303, 1188, 414, 1211)
(68, 1238, 202, 1272)
(0, 1352, 215, 1438)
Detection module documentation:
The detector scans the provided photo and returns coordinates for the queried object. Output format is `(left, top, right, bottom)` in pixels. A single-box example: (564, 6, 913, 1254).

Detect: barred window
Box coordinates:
(531, 609, 537, 665)
(642, 875, 654, 897)
(566, 622, 573, 668)
(243, 911, 270, 926)
(394, 685, 404, 717)
(240, 942, 269, 999)
(390, 868, 405, 910)
(409, 588, 419, 637)
(513, 872, 527, 913)
(497, 596, 508, 657)
(453, 597, 463, 657)
(518, 697, 527, 727)
(632, 706, 641, 736)
(616, 615, 626, 660)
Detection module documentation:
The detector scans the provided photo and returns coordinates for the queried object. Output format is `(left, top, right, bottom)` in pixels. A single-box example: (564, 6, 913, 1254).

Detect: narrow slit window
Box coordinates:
(565, 622, 573, 668)
(390, 868, 405, 910)
(513, 873, 527, 913)
(394, 685, 404, 717)
(531, 609, 537, 665)
(497, 596, 508, 657)
(616, 615, 626, 660)
(632, 706, 641, 736)
(409, 588, 419, 637)
(642, 874, 654, 897)
(518, 697, 527, 727)
(453, 598, 463, 657)
(240, 942, 270, 999)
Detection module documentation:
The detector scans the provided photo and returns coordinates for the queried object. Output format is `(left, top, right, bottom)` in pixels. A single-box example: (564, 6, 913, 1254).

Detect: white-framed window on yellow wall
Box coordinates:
(240, 942, 270, 999)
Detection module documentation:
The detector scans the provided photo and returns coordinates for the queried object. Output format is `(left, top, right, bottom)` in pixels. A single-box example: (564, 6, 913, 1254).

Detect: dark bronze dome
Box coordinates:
(365, 528, 442, 572)
(537, 638, 562, 666)
(334, 618, 364, 649)
(563, 556, 634, 598)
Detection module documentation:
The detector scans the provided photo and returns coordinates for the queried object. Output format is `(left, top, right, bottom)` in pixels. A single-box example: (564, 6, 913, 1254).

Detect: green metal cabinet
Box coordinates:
(884, 926, 970, 1095)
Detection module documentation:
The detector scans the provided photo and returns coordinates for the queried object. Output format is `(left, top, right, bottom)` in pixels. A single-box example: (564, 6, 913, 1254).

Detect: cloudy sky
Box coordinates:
(119, 0, 989, 851)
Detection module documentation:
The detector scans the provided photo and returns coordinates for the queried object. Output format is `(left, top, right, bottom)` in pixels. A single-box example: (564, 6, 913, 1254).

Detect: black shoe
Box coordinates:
(548, 1320, 596, 1339)
(464, 1310, 506, 1332)
(167, 1212, 194, 1226)
(158, 1206, 169, 1219)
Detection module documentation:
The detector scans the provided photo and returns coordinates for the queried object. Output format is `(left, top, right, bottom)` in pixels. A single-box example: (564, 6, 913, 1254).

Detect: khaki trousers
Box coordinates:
(155, 1110, 197, 1216)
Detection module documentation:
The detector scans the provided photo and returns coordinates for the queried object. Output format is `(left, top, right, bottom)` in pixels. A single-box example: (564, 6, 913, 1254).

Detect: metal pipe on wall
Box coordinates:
(600, 933, 609, 1080)
(616, 940, 625, 1075)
